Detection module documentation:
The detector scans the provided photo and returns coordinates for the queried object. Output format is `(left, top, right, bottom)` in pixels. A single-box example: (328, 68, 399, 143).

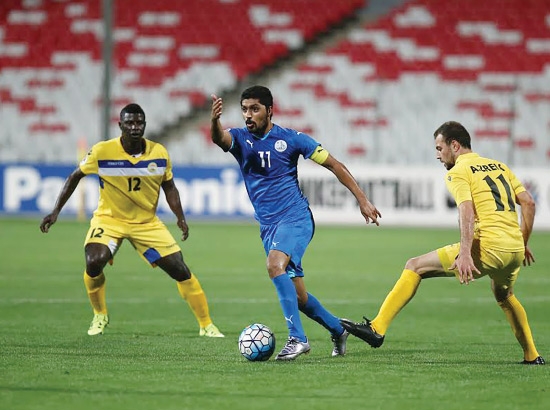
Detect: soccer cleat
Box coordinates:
(199, 323, 225, 338)
(520, 356, 545, 365)
(275, 337, 311, 361)
(331, 329, 349, 357)
(87, 313, 109, 336)
(340, 317, 385, 348)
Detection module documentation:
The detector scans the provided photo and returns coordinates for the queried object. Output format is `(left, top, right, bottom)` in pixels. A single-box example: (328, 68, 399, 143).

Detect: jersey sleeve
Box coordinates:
(79, 145, 99, 175)
(225, 128, 240, 152)
(228, 128, 246, 158)
(507, 168, 526, 197)
(445, 169, 472, 206)
(293, 130, 321, 159)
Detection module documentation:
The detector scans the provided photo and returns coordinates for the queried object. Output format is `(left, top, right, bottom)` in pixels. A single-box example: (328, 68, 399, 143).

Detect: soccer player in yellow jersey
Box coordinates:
(341, 121, 544, 365)
(40, 103, 224, 338)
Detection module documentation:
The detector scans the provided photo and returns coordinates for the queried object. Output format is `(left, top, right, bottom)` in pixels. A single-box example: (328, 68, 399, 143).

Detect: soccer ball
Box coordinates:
(238, 323, 276, 361)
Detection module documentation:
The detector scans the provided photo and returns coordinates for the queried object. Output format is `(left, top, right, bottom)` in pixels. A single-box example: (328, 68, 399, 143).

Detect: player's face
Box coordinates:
(241, 99, 270, 135)
(435, 134, 456, 170)
(119, 113, 146, 140)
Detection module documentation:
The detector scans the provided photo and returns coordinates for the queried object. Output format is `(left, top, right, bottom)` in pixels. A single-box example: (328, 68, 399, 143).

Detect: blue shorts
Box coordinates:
(260, 212, 315, 278)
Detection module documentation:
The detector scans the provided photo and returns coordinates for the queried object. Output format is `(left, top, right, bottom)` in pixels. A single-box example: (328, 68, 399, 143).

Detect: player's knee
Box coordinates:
(170, 267, 191, 282)
(296, 293, 307, 307)
(85, 253, 110, 276)
(404, 257, 421, 272)
(267, 265, 285, 279)
(84, 244, 111, 275)
(493, 284, 513, 303)
(156, 252, 191, 281)
(266, 259, 286, 279)
(164, 261, 191, 281)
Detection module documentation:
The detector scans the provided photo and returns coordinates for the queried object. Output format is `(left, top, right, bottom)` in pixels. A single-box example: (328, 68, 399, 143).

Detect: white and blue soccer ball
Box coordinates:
(238, 323, 276, 361)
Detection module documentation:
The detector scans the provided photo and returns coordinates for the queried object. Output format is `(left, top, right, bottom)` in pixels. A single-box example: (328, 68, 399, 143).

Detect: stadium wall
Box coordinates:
(1, 163, 549, 229)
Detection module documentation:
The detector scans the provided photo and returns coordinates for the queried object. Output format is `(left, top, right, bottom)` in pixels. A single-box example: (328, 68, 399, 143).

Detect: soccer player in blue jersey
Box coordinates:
(211, 86, 381, 360)
(40, 103, 224, 338)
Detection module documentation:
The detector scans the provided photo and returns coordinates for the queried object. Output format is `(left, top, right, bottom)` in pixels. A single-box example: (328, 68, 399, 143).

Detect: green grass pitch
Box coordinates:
(1, 218, 548, 410)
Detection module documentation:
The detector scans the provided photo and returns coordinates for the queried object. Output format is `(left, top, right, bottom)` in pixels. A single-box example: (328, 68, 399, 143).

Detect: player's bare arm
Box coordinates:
(162, 179, 189, 241)
(210, 94, 232, 151)
(450, 200, 481, 284)
(40, 168, 86, 233)
(516, 190, 536, 266)
(320, 154, 381, 226)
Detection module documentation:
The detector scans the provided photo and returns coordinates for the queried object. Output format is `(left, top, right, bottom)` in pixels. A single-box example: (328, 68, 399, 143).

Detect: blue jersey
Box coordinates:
(228, 124, 320, 224)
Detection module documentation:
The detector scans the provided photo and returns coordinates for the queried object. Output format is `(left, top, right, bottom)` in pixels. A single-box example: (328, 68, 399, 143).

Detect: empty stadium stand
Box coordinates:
(0, 0, 364, 162)
(168, 0, 550, 167)
(2, 0, 549, 167)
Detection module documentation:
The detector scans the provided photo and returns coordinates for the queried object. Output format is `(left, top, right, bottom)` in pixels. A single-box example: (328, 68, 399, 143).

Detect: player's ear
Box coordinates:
(451, 139, 459, 151)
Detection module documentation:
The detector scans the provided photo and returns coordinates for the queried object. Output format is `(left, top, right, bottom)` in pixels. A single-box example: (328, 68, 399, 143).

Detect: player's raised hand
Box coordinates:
(211, 94, 223, 120)
(40, 212, 59, 233)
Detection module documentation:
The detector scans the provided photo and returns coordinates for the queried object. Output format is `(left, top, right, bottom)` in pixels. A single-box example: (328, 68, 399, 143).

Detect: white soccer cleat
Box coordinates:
(199, 323, 225, 338)
(275, 337, 311, 360)
(87, 313, 109, 336)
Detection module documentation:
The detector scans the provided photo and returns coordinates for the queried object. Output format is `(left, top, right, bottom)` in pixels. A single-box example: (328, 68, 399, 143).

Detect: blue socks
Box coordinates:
(300, 292, 343, 337)
(272, 274, 306, 342)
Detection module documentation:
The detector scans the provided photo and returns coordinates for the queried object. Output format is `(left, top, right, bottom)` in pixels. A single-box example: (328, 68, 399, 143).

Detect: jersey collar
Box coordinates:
(455, 152, 479, 164)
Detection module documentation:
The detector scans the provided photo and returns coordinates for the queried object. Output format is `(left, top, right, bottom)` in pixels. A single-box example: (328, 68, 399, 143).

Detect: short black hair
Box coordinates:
(433, 121, 471, 149)
(240, 85, 273, 109)
(120, 103, 145, 121)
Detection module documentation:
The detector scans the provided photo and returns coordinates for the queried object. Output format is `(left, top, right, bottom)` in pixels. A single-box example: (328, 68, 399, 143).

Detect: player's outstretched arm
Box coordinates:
(40, 168, 85, 233)
(516, 190, 536, 266)
(320, 154, 381, 225)
(210, 94, 232, 151)
(161, 179, 189, 241)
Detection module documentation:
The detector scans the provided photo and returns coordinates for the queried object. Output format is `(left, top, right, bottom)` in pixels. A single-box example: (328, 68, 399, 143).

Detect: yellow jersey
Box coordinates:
(79, 137, 173, 224)
(445, 152, 525, 252)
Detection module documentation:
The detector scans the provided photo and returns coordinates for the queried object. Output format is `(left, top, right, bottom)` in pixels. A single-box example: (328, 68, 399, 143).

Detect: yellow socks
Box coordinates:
(372, 269, 421, 335)
(83, 271, 107, 315)
(498, 294, 540, 361)
(176, 273, 212, 328)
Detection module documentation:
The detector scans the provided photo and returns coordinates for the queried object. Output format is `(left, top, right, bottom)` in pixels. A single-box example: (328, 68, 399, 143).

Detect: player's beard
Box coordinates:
(246, 121, 266, 136)
(246, 119, 268, 136)
(443, 159, 456, 170)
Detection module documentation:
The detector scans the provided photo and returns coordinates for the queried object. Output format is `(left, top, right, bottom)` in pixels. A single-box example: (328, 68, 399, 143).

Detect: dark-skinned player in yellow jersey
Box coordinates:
(40, 103, 224, 338)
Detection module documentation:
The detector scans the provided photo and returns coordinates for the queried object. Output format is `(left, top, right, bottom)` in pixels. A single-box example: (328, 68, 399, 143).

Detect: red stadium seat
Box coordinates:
(0, 0, 364, 162)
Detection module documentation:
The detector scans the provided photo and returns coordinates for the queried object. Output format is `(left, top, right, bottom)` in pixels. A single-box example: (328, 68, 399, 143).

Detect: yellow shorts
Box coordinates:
(84, 215, 181, 266)
(437, 240, 524, 288)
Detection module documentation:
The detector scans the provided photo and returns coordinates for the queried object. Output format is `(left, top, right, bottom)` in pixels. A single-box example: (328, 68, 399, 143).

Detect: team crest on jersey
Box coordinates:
(274, 140, 287, 152)
(147, 162, 158, 173)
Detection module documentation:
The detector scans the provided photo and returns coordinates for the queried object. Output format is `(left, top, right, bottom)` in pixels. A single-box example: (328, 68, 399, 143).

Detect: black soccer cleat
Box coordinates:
(520, 356, 545, 365)
(340, 317, 385, 348)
